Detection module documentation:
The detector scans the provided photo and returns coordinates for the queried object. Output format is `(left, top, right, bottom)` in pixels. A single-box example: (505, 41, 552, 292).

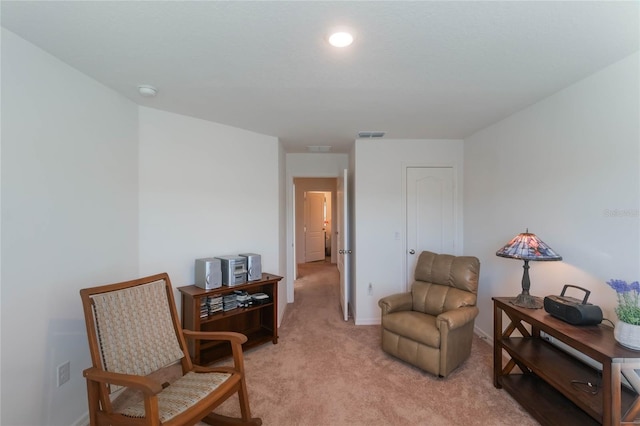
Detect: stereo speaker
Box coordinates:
(240, 253, 262, 281)
(195, 258, 222, 290)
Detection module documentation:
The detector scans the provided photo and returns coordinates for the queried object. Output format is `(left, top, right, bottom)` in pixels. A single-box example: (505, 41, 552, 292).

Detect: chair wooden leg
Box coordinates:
(143, 395, 160, 425)
(237, 377, 252, 421)
(201, 379, 262, 426)
(86, 380, 100, 426)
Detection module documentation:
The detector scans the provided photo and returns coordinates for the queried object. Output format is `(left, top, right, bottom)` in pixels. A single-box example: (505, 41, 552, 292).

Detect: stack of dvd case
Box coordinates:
(206, 295, 223, 315)
(222, 294, 238, 311)
(199, 298, 209, 319)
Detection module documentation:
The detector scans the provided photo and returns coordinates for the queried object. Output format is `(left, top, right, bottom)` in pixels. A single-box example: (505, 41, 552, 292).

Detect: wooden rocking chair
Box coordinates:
(80, 272, 262, 426)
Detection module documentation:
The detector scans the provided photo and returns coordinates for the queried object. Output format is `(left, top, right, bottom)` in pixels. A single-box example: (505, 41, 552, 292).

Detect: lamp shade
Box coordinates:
(496, 229, 562, 309)
(496, 230, 562, 261)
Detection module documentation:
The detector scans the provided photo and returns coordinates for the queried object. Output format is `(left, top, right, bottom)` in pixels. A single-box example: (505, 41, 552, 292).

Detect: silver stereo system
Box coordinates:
(239, 253, 262, 281)
(215, 255, 247, 286)
(194, 257, 222, 290)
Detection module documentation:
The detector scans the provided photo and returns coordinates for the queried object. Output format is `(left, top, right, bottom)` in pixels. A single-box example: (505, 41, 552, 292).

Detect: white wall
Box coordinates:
(353, 139, 464, 324)
(138, 107, 284, 321)
(277, 143, 287, 314)
(464, 52, 640, 339)
(1, 29, 139, 426)
(284, 153, 349, 304)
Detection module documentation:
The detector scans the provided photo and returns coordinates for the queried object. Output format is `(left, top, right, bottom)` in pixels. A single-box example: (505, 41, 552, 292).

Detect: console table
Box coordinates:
(493, 297, 640, 425)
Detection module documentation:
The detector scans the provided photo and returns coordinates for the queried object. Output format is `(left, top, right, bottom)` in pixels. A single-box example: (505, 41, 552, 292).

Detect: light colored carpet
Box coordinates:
(210, 259, 539, 425)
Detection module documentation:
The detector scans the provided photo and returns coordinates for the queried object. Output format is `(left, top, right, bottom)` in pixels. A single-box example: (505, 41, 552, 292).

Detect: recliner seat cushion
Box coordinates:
(381, 311, 439, 348)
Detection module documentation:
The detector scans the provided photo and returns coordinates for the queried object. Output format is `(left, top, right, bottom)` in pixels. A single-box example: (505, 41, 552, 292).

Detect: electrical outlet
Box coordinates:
(57, 361, 70, 387)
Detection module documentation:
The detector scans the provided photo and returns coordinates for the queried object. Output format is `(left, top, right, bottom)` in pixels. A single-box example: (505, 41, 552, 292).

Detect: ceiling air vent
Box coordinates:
(307, 145, 332, 153)
(357, 131, 385, 138)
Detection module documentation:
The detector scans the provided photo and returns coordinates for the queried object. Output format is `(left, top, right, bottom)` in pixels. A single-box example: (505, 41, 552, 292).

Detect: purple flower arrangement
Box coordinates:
(606, 279, 640, 325)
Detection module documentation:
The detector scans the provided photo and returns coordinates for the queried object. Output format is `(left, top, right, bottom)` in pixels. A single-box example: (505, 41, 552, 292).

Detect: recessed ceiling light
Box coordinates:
(328, 31, 354, 48)
(137, 84, 157, 97)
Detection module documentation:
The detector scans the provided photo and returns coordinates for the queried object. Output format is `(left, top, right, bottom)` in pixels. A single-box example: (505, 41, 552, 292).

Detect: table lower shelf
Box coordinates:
(500, 336, 638, 423)
(500, 374, 599, 425)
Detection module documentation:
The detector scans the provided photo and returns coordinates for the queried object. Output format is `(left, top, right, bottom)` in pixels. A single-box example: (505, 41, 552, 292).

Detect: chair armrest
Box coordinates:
(182, 330, 248, 345)
(82, 367, 163, 395)
(378, 293, 413, 315)
(183, 330, 249, 372)
(436, 306, 479, 331)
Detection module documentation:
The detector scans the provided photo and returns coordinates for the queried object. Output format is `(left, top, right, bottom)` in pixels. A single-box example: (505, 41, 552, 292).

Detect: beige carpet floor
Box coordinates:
(211, 259, 539, 425)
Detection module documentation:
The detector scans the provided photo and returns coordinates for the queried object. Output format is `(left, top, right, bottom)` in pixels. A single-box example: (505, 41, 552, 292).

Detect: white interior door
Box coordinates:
(304, 192, 326, 262)
(406, 167, 455, 287)
(337, 169, 350, 321)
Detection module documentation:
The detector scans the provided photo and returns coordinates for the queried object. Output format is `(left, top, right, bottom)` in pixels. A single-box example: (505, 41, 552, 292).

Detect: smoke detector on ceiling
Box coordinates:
(137, 84, 158, 97)
(357, 131, 385, 138)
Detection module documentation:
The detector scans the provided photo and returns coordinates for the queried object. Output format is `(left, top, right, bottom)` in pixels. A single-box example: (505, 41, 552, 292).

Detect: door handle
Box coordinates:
(409, 249, 416, 254)
(347, 250, 352, 254)
(339, 249, 344, 254)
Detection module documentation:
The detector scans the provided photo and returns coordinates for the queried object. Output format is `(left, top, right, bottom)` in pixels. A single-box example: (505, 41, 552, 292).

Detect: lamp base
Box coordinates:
(511, 293, 543, 309)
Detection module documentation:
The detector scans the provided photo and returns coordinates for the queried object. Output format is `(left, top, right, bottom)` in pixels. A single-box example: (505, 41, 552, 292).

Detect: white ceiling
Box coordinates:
(2, 1, 638, 153)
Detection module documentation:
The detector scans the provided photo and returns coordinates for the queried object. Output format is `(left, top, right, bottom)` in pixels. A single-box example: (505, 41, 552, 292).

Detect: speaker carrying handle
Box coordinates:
(560, 284, 591, 305)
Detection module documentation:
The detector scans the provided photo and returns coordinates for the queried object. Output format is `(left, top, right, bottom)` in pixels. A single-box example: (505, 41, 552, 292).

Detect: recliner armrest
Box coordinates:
(436, 306, 479, 331)
(378, 292, 413, 315)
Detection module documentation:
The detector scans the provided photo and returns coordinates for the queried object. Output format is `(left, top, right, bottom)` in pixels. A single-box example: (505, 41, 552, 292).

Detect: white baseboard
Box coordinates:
(72, 412, 89, 426)
(474, 326, 492, 346)
(354, 318, 381, 325)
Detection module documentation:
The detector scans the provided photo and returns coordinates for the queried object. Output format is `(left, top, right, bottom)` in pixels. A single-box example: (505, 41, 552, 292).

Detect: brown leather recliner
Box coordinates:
(378, 251, 480, 377)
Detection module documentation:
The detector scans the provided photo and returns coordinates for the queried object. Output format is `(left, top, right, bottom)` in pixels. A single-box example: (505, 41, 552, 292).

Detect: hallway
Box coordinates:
(294, 258, 344, 320)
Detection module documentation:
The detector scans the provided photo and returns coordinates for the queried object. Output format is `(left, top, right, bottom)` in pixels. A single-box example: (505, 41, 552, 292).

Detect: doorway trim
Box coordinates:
(286, 174, 340, 304)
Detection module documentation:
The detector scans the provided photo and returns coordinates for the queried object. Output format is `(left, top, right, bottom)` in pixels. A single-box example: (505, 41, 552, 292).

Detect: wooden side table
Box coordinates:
(493, 296, 640, 425)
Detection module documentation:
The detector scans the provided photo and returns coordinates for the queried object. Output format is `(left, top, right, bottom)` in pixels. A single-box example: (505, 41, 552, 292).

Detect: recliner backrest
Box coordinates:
(411, 251, 480, 316)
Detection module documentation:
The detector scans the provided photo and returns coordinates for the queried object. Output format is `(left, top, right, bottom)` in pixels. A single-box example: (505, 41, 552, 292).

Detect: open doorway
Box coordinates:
(303, 191, 330, 263)
(293, 178, 337, 277)
(288, 172, 350, 322)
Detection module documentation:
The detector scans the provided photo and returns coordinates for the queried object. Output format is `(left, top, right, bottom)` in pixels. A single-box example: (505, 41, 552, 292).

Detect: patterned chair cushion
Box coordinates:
(118, 371, 231, 422)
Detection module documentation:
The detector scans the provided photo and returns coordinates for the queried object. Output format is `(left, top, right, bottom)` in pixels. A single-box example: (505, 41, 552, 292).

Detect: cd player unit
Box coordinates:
(215, 255, 247, 286)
